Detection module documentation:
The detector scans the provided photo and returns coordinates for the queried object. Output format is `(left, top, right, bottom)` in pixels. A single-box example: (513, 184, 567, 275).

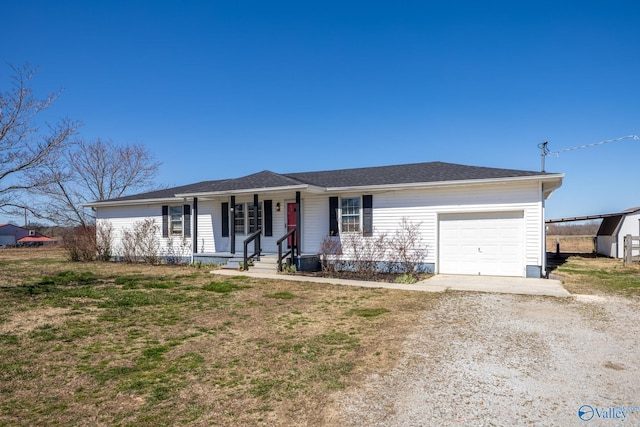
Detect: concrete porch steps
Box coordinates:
(220, 254, 280, 272)
(249, 255, 279, 273)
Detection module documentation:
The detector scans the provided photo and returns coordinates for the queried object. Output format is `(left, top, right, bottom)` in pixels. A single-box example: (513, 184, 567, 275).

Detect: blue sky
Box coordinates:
(2, 0, 639, 223)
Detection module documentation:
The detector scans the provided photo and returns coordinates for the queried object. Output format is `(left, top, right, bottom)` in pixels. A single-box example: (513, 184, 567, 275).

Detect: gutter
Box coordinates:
(174, 184, 317, 198)
(82, 197, 185, 208)
(325, 174, 565, 194)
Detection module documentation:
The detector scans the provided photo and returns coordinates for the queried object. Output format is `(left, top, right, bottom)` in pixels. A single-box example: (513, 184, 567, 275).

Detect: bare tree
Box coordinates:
(31, 138, 161, 226)
(71, 139, 160, 202)
(0, 64, 79, 213)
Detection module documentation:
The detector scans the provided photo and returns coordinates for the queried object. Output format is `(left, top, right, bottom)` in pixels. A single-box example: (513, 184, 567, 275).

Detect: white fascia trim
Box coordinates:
(175, 184, 315, 198)
(82, 197, 184, 208)
(325, 174, 565, 193)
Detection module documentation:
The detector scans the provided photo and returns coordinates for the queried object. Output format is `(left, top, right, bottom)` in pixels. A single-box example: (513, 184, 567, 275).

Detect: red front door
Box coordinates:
(287, 203, 297, 247)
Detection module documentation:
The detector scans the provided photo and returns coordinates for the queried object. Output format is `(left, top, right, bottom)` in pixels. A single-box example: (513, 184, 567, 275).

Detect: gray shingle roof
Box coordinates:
(95, 161, 555, 203)
(285, 161, 546, 188)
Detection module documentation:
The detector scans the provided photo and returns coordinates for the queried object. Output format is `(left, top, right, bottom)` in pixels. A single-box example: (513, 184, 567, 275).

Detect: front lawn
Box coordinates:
(0, 247, 437, 426)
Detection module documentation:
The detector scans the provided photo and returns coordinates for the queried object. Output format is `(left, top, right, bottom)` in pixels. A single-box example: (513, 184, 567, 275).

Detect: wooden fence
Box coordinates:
(623, 235, 640, 266)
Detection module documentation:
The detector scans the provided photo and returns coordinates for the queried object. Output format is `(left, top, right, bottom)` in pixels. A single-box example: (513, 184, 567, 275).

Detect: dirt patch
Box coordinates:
(0, 307, 71, 334)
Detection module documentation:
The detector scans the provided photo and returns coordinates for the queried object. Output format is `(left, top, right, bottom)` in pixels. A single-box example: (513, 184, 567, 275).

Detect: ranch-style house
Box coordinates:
(85, 161, 564, 278)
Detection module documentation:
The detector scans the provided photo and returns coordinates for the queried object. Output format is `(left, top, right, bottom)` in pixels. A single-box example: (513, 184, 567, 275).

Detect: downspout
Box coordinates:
(541, 183, 547, 278)
(295, 191, 301, 262)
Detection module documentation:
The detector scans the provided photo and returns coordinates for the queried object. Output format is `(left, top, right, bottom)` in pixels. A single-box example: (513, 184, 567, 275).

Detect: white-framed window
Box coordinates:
(234, 202, 263, 235)
(169, 206, 183, 236)
(341, 197, 361, 233)
(248, 202, 262, 233)
(234, 203, 245, 235)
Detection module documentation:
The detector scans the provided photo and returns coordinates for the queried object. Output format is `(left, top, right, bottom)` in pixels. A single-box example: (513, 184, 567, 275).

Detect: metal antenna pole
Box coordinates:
(539, 141, 548, 172)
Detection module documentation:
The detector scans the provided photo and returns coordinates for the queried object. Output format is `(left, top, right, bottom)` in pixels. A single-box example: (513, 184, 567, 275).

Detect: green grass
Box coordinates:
(394, 274, 418, 284)
(348, 307, 390, 318)
(202, 280, 241, 293)
(265, 291, 297, 299)
(555, 256, 640, 294)
(0, 248, 437, 427)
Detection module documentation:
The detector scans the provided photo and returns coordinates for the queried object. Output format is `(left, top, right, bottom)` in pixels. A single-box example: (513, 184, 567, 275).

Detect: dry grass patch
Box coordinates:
(546, 235, 596, 254)
(0, 247, 438, 426)
(552, 255, 640, 296)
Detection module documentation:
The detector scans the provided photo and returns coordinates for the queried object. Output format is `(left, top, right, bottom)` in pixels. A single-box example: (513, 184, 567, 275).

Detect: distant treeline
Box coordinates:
(546, 221, 600, 236)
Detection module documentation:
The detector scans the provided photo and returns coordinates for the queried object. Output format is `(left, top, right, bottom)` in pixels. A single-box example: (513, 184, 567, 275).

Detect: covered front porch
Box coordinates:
(184, 187, 318, 271)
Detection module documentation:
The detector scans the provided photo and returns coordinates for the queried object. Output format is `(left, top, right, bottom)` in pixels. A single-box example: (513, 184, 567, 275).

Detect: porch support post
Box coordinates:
(253, 193, 260, 258)
(230, 195, 235, 254)
(193, 197, 198, 254)
(295, 191, 301, 259)
(253, 194, 259, 234)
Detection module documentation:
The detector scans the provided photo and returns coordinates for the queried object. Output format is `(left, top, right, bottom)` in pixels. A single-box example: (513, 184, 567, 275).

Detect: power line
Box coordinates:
(538, 134, 640, 172)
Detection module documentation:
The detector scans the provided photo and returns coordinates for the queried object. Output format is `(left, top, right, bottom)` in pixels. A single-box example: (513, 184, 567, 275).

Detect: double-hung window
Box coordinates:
(169, 206, 183, 236)
(234, 203, 245, 235)
(162, 204, 191, 238)
(248, 202, 262, 233)
(341, 197, 361, 233)
(234, 202, 263, 235)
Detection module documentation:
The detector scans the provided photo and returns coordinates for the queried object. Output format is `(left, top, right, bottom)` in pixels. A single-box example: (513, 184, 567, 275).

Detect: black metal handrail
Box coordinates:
(243, 228, 262, 270)
(276, 228, 296, 271)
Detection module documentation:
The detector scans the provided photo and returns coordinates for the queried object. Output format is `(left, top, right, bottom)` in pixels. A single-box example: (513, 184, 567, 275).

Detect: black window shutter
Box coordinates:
(363, 195, 373, 236)
(162, 205, 169, 238)
(264, 200, 273, 236)
(329, 197, 339, 236)
(221, 202, 229, 237)
(183, 204, 191, 238)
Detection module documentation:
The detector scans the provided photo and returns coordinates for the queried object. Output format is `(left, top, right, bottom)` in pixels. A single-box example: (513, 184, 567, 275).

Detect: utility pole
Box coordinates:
(24, 208, 27, 228)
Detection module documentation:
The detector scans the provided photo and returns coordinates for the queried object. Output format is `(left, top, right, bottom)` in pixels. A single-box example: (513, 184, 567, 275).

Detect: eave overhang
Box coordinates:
(82, 197, 184, 208)
(83, 173, 564, 208)
(325, 174, 565, 195)
(175, 184, 322, 198)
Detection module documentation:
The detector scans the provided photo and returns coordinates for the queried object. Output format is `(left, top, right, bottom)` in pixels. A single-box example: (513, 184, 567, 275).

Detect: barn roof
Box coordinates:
(17, 236, 56, 243)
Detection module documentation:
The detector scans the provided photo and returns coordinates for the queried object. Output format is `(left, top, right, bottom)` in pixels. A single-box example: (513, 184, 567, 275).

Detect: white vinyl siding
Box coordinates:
(196, 201, 216, 253)
(95, 179, 547, 274)
(299, 181, 543, 275)
(370, 182, 542, 270)
(95, 204, 192, 257)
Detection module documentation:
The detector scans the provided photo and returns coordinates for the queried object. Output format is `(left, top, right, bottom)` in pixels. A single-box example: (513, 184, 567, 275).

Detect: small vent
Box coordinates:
(28, 230, 36, 236)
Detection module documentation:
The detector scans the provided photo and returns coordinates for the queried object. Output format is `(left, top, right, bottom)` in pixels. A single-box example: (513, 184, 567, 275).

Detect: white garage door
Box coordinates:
(439, 211, 524, 276)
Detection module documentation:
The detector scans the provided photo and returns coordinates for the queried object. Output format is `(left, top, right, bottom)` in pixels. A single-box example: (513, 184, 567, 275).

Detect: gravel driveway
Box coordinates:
(323, 292, 640, 426)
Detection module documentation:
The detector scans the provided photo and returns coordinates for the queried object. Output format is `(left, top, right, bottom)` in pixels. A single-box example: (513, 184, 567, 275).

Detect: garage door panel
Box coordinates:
(439, 211, 524, 277)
